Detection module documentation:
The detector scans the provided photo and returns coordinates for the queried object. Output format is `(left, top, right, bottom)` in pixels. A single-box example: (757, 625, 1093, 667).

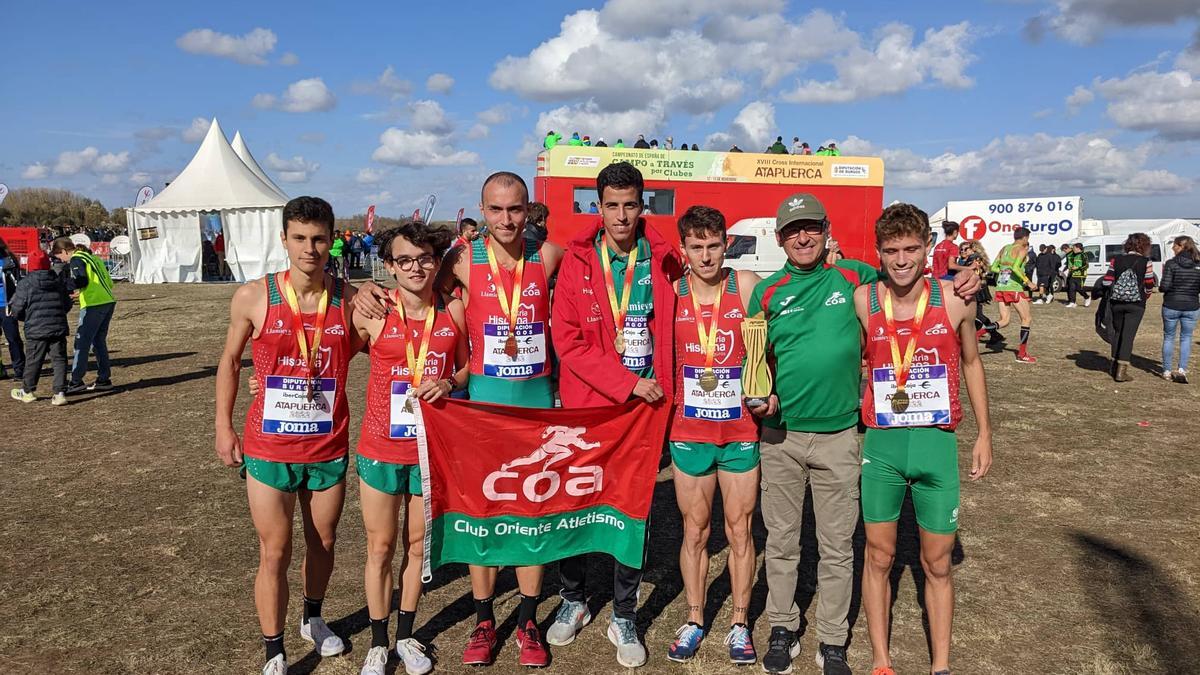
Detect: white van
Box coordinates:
(724, 218, 788, 275)
(1077, 234, 1164, 287)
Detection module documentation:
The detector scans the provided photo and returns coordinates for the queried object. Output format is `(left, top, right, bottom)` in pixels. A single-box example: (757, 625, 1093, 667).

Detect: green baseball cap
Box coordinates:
(775, 192, 828, 232)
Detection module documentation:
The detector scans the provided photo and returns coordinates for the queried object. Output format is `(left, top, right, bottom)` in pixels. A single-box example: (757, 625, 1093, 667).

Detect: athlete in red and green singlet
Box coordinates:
(852, 203, 992, 675)
(216, 197, 366, 675)
(352, 222, 468, 675)
(665, 206, 762, 665)
(439, 171, 563, 667)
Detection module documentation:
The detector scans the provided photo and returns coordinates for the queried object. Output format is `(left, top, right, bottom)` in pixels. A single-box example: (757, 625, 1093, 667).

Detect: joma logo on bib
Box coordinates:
(483, 426, 603, 502)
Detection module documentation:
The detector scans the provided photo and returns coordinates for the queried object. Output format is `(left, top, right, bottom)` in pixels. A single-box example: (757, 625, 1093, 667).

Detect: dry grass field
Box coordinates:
(1, 281, 1197, 674)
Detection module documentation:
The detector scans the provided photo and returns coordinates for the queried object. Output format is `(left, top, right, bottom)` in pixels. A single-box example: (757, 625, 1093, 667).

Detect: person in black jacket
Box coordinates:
(9, 249, 71, 404)
(0, 237, 25, 380)
(1035, 244, 1061, 304)
(1100, 233, 1158, 382)
(1159, 235, 1200, 383)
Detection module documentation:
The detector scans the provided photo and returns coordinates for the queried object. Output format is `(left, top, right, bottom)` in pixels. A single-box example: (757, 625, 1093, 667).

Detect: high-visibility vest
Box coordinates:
(73, 249, 115, 308)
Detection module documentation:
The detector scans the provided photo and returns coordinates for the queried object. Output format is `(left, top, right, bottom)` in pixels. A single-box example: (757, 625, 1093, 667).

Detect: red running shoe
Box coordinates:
(1016, 350, 1037, 364)
(462, 620, 497, 665)
(975, 328, 987, 341)
(516, 620, 550, 667)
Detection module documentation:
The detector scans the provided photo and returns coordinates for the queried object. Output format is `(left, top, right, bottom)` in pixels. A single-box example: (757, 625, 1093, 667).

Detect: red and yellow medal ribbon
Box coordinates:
(882, 280, 930, 395)
(392, 289, 437, 389)
(600, 234, 638, 339)
(281, 271, 328, 397)
(688, 272, 724, 376)
(484, 236, 525, 340)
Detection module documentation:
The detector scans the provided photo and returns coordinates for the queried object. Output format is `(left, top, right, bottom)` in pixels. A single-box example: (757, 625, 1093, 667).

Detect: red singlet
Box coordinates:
(862, 280, 963, 430)
(465, 237, 551, 382)
(244, 272, 351, 462)
(669, 272, 758, 444)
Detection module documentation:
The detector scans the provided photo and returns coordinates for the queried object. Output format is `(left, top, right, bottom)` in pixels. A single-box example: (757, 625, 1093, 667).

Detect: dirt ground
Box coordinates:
(1, 281, 1197, 675)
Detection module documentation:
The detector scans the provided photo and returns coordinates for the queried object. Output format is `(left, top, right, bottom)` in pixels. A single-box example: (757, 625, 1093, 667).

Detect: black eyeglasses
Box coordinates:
(780, 222, 827, 239)
(390, 254, 437, 271)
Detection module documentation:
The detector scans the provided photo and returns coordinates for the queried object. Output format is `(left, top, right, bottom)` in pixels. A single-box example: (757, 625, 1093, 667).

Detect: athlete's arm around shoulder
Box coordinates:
(350, 286, 384, 351)
(341, 282, 369, 354)
(942, 279, 992, 482)
(539, 241, 566, 278)
(435, 244, 471, 299)
(734, 269, 761, 310)
(852, 283, 872, 330)
(446, 297, 470, 390)
(215, 279, 267, 467)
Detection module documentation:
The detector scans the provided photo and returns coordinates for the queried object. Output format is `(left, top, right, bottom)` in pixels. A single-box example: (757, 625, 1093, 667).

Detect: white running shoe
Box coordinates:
(395, 638, 432, 675)
(547, 598, 592, 646)
(51, 392, 68, 406)
(262, 653, 287, 675)
(607, 616, 647, 668)
(1085, 298, 1093, 307)
(360, 645, 389, 675)
(299, 617, 345, 656)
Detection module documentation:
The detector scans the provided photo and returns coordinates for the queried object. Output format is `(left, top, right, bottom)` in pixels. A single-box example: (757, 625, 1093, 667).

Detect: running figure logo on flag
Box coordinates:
(414, 398, 669, 580)
(365, 204, 376, 234)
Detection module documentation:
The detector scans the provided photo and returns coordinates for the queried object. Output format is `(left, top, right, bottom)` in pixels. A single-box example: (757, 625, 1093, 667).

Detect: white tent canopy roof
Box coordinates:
(137, 118, 286, 212)
(1080, 218, 1198, 238)
(231, 131, 289, 202)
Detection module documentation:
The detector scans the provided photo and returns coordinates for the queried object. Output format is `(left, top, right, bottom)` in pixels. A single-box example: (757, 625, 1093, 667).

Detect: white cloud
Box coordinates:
(365, 190, 394, 205)
(356, 167, 385, 185)
(22, 163, 49, 179)
(129, 171, 152, 184)
(299, 132, 326, 144)
(176, 28, 277, 66)
(705, 100, 776, 151)
(1033, 108, 1055, 119)
(466, 123, 490, 140)
(181, 117, 211, 143)
(278, 52, 299, 66)
(372, 129, 480, 167)
(1025, 0, 1200, 44)
(252, 78, 336, 113)
(478, 104, 514, 126)
(352, 65, 413, 100)
(841, 132, 1189, 196)
(597, 0, 783, 37)
(1094, 67, 1200, 139)
(534, 101, 667, 147)
(426, 73, 455, 94)
(50, 147, 131, 176)
(409, 99, 453, 134)
(264, 153, 319, 183)
(1065, 85, 1095, 114)
(782, 22, 976, 103)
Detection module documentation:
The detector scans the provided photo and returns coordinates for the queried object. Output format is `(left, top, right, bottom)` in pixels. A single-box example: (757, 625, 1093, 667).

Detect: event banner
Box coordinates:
(414, 398, 669, 580)
(538, 145, 884, 187)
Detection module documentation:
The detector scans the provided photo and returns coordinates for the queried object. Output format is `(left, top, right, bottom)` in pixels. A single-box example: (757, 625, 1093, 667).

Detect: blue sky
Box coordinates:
(2, 0, 1198, 220)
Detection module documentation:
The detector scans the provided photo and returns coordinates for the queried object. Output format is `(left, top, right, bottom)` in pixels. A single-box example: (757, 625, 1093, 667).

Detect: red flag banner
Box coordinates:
(456, 207, 465, 227)
(411, 208, 421, 222)
(365, 205, 376, 234)
(415, 398, 668, 580)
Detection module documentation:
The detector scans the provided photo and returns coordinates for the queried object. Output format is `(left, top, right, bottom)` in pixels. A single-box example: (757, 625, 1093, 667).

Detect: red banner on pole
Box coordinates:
(411, 208, 422, 222)
(415, 398, 669, 577)
(365, 205, 376, 234)
(456, 207, 465, 227)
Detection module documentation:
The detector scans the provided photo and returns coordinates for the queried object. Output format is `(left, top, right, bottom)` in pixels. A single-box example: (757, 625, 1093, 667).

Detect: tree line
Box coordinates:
(0, 187, 126, 229)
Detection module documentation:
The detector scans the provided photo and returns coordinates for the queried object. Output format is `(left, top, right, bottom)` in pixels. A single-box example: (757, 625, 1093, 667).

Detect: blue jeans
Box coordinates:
(72, 302, 115, 385)
(1, 312, 25, 377)
(1161, 307, 1199, 372)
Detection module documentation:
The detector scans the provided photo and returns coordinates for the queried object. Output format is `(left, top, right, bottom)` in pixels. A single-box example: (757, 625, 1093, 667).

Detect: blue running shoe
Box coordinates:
(725, 623, 756, 665)
(667, 622, 705, 662)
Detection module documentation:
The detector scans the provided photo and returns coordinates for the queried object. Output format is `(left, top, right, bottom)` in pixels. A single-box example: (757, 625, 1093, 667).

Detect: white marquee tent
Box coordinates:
(127, 119, 289, 283)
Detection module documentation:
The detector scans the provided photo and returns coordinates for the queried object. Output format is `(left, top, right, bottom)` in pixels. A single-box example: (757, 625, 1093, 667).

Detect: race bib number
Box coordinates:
(482, 322, 547, 379)
(389, 381, 416, 439)
(683, 365, 743, 421)
(621, 315, 653, 372)
(262, 375, 335, 435)
(872, 364, 951, 427)
(997, 270, 1012, 286)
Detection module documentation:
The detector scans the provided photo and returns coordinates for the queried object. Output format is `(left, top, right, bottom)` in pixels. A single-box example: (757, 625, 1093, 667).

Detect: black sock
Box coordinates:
(517, 593, 539, 626)
(302, 596, 323, 625)
(1020, 326, 1030, 346)
(474, 596, 495, 624)
(395, 610, 417, 641)
(263, 632, 285, 661)
(370, 618, 390, 648)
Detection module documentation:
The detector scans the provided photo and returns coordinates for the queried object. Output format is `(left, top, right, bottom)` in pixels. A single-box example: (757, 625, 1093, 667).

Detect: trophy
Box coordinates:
(741, 314, 773, 409)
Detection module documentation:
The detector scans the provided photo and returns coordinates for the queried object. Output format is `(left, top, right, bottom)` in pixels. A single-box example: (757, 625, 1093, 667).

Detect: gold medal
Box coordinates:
(891, 388, 910, 413)
(485, 237, 526, 362)
(403, 395, 414, 414)
(600, 234, 638, 359)
(504, 333, 519, 359)
(699, 369, 719, 392)
(306, 377, 316, 402)
(614, 332, 626, 354)
(882, 282, 930, 423)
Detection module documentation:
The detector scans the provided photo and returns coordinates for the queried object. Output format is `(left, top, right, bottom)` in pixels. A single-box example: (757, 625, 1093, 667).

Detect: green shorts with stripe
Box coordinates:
(669, 440, 760, 477)
(861, 427, 960, 534)
(355, 454, 423, 495)
(241, 455, 347, 493)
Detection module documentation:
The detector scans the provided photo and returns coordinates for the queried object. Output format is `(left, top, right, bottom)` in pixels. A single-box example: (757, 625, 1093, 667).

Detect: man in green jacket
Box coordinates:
(748, 194, 977, 675)
(51, 237, 116, 393)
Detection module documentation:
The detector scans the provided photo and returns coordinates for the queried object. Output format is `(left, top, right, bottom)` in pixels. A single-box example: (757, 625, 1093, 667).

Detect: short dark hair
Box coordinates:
(875, 203, 930, 246)
(942, 221, 959, 236)
(282, 196, 335, 236)
(1013, 226, 1031, 240)
(527, 201, 549, 226)
(480, 171, 528, 203)
(677, 205, 726, 241)
(1124, 232, 1152, 255)
(376, 221, 455, 262)
(459, 217, 478, 233)
(597, 161, 644, 203)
